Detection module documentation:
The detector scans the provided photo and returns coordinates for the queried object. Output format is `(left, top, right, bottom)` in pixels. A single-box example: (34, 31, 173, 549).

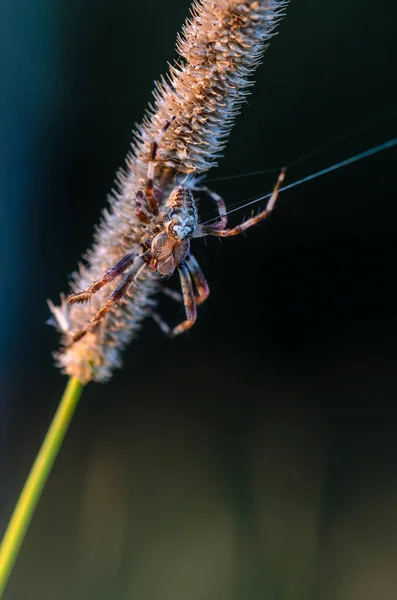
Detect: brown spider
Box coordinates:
(67, 120, 286, 342)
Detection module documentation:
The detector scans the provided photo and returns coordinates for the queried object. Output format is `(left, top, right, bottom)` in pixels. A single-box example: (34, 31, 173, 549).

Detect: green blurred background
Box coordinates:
(1, 0, 397, 598)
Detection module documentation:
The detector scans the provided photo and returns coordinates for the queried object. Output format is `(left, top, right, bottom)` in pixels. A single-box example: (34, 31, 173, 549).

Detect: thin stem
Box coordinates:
(0, 376, 84, 597)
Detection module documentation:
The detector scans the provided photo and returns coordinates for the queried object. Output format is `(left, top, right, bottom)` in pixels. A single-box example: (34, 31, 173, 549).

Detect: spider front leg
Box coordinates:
(193, 185, 228, 237)
(200, 167, 286, 238)
(67, 247, 139, 304)
(70, 257, 147, 344)
(153, 263, 197, 337)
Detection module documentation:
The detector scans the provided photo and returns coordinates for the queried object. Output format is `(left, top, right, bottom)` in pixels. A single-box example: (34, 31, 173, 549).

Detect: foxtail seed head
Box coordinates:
(49, 0, 289, 383)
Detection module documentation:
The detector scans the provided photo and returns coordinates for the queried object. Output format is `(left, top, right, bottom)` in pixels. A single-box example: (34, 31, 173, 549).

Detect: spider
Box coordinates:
(67, 119, 286, 342)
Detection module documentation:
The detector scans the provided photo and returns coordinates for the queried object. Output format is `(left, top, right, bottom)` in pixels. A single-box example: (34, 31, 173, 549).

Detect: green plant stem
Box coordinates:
(0, 376, 84, 598)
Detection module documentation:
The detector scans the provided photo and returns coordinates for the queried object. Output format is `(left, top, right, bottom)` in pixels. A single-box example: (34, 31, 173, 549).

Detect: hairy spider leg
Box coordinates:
(67, 247, 139, 304)
(193, 185, 228, 237)
(202, 167, 286, 238)
(145, 116, 176, 214)
(70, 257, 147, 344)
(185, 254, 210, 305)
(134, 190, 153, 224)
(159, 254, 209, 308)
(153, 262, 197, 337)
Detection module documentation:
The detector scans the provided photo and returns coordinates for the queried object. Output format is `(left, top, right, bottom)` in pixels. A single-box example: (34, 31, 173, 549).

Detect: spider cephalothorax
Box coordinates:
(67, 119, 285, 342)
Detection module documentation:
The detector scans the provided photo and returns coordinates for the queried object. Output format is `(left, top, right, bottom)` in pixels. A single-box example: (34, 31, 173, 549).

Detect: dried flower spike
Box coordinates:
(49, 0, 289, 383)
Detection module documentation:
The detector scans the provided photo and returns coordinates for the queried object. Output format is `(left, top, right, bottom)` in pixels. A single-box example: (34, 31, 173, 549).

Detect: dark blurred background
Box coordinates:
(1, 0, 397, 598)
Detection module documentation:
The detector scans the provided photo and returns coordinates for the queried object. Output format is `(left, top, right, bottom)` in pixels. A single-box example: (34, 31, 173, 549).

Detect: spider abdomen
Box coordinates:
(164, 185, 198, 241)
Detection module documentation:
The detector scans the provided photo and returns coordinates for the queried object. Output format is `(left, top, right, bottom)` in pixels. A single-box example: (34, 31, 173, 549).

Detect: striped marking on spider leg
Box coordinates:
(92, 260, 146, 324)
(200, 186, 228, 229)
(144, 179, 158, 215)
(134, 191, 152, 224)
(70, 258, 146, 344)
(193, 185, 228, 238)
(208, 167, 286, 238)
(146, 116, 176, 214)
(186, 254, 210, 306)
(67, 248, 139, 304)
(161, 255, 209, 306)
(153, 263, 197, 337)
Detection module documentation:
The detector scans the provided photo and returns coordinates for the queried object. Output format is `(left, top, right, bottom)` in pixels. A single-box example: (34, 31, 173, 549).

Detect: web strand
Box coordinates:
(202, 138, 397, 225)
(205, 105, 397, 185)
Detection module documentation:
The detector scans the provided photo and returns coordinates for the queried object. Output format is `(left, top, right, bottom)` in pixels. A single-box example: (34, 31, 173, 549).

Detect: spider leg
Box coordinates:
(67, 247, 139, 304)
(134, 190, 153, 225)
(70, 258, 146, 343)
(153, 263, 197, 337)
(146, 116, 176, 214)
(193, 185, 227, 237)
(185, 254, 209, 306)
(199, 167, 286, 238)
(159, 254, 209, 307)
